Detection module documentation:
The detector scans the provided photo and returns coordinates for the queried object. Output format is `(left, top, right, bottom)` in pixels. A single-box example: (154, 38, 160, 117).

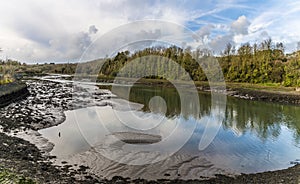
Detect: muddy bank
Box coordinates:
(227, 87, 300, 105)
(0, 81, 29, 107)
(92, 164, 300, 183)
(0, 132, 103, 183)
(105, 78, 300, 105)
(54, 128, 300, 183)
(0, 79, 110, 132)
(0, 78, 111, 183)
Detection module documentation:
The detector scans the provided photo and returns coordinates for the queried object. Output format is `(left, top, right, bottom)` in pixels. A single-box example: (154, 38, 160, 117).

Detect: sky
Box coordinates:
(1, 0, 300, 63)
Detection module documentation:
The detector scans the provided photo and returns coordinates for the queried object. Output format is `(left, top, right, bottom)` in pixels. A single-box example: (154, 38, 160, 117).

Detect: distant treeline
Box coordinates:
(95, 38, 300, 87)
(0, 60, 76, 76)
(1, 38, 300, 86)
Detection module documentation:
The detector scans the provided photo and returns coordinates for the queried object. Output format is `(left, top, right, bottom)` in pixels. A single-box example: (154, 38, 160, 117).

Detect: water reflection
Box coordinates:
(114, 84, 300, 143)
(223, 97, 300, 143)
(39, 83, 300, 175)
(111, 84, 300, 172)
(112, 85, 212, 119)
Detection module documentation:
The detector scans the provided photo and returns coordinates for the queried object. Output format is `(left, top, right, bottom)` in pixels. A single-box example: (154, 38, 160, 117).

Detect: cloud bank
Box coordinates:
(0, 0, 299, 63)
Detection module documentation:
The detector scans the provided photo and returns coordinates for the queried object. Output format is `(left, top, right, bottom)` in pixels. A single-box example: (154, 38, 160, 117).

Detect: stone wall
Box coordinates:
(0, 82, 29, 107)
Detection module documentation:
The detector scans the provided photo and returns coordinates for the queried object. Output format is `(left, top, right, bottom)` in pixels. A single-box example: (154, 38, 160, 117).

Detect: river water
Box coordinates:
(38, 78, 300, 180)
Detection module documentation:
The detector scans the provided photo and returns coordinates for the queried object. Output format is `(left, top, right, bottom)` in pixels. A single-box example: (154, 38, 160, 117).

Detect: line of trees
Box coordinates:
(97, 39, 300, 87)
(0, 60, 76, 77)
(219, 39, 300, 86)
(1, 38, 300, 86)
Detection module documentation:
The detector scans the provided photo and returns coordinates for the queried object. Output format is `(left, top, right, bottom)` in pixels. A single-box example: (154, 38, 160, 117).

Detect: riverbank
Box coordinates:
(224, 82, 300, 105)
(97, 77, 300, 105)
(0, 79, 109, 183)
(0, 77, 299, 183)
(94, 164, 300, 183)
(0, 81, 29, 107)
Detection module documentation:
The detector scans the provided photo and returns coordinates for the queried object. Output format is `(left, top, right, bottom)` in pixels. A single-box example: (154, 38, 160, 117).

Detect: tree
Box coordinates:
(223, 43, 233, 57)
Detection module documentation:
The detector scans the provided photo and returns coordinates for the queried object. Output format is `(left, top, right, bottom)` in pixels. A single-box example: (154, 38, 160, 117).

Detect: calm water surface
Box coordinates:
(39, 83, 300, 174)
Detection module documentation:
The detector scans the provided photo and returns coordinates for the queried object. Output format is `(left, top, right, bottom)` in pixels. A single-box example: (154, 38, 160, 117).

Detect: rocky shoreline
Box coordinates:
(0, 78, 299, 183)
(139, 81, 300, 105)
(227, 87, 300, 105)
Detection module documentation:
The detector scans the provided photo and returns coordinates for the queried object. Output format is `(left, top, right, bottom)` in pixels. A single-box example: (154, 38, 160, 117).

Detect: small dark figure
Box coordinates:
(58, 132, 61, 137)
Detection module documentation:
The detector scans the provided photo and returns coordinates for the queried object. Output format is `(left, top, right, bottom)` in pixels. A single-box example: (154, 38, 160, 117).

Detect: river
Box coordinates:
(36, 76, 300, 180)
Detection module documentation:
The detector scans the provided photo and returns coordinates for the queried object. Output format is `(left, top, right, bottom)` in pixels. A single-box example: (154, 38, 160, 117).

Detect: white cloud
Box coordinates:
(0, 0, 300, 62)
(0, 0, 200, 63)
(195, 24, 215, 41)
(198, 0, 300, 53)
(248, 1, 300, 51)
(209, 35, 233, 54)
(194, 15, 248, 54)
(231, 15, 250, 35)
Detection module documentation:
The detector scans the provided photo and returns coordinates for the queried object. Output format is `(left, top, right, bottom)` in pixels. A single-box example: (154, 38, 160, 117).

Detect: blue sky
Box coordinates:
(0, 0, 300, 63)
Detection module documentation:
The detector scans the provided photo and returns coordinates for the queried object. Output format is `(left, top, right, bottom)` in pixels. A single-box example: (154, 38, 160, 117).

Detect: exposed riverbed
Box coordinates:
(0, 75, 300, 183)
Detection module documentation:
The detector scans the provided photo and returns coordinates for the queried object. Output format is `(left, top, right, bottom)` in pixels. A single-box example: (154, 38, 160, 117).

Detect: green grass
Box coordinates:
(0, 170, 35, 184)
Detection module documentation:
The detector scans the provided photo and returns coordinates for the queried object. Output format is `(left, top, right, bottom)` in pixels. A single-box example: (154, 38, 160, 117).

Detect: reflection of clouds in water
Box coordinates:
(88, 106, 224, 165)
(87, 104, 200, 164)
(198, 118, 221, 150)
(95, 106, 177, 139)
(111, 108, 167, 131)
(39, 103, 300, 173)
(87, 108, 97, 118)
(81, 104, 223, 154)
(38, 81, 300, 174)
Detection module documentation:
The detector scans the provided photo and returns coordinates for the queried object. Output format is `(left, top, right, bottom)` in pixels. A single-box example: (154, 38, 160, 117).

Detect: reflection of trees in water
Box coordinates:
(282, 106, 300, 144)
(109, 85, 300, 143)
(223, 96, 300, 142)
(128, 85, 211, 119)
(112, 84, 212, 119)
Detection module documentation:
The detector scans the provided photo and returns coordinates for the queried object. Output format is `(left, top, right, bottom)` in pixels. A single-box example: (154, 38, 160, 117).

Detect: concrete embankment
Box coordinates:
(0, 81, 29, 107)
